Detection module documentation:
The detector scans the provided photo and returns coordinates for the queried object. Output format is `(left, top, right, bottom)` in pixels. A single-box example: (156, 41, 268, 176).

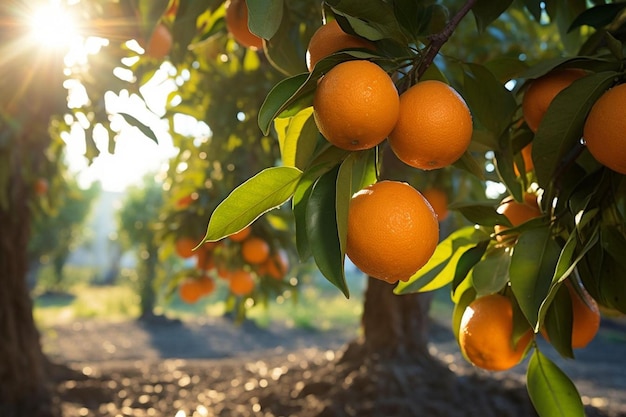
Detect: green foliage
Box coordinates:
(20, 0, 626, 415)
(527, 349, 585, 417)
(28, 177, 100, 289)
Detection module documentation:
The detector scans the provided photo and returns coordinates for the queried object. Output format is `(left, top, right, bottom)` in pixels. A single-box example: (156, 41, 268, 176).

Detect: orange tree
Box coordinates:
(198, 1, 626, 416)
(116, 175, 166, 318)
(1, 0, 626, 416)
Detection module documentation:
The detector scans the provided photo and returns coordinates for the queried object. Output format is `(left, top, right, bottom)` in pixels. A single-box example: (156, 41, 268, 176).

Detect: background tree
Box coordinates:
(28, 177, 100, 291)
(116, 174, 166, 318)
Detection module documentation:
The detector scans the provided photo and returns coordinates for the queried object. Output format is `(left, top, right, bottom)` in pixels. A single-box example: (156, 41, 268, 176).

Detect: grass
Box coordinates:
(32, 264, 455, 334)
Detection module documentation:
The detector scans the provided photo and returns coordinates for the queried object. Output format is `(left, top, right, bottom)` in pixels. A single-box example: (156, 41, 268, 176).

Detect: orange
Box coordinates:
(522, 68, 586, 133)
(195, 246, 214, 271)
(34, 178, 49, 196)
(513, 143, 534, 176)
(225, 0, 263, 50)
(497, 193, 541, 226)
(178, 278, 204, 304)
(229, 270, 255, 296)
(258, 252, 289, 280)
(567, 282, 601, 349)
(421, 188, 449, 221)
(583, 83, 626, 175)
(241, 237, 270, 264)
(229, 226, 251, 242)
(459, 294, 533, 371)
(175, 237, 197, 259)
(313, 60, 399, 151)
(388, 80, 473, 170)
(175, 194, 195, 209)
(306, 20, 375, 71)
(145, 23, 172, 59)
(197, 276, 216, 296)
(346, 181, 439, 283)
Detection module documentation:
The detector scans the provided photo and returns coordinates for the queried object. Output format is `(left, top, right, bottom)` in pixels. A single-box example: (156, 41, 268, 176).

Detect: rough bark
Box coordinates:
(0, 145, 54, 417)
(362, 277, 433, 358)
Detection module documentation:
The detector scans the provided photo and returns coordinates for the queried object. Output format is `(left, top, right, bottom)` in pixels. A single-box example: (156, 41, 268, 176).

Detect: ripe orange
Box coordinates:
(197, 276, 216, 296)
(313, 60, 399, 151)
(522, 68, 586, 133)
(306, 20, 375, 71)
(195, 246, 214, 271)
(241, 237, 270, 264)
(224, 0, 263, 50)
(34, 178, 49, 196)
(421, 188, 449, 221)
(178, 278, 204, 304)
(459, 294, 533, 371)
(145, 23, 172, 59)
(513, 143, 534, 176)
(229, 226, 252, 242)
(229, 270, 255, 296)
(497, 193, 541, 226)
(388, 80, 473, 170)
(258, 252, 289, 280)
(583, 83, 626, 175)
(175, 237, 197, 259)
(567, 282, 601, 349)
(346, 181, 439, 283)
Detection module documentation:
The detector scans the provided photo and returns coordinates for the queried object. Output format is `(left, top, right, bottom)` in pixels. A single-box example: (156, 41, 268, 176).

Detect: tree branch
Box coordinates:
(416, 0, 478, 79)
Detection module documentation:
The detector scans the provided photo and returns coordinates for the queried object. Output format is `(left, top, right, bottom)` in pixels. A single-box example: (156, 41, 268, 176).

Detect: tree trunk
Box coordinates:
(362, 277, 433, 358)
(0, 148, 53, 417)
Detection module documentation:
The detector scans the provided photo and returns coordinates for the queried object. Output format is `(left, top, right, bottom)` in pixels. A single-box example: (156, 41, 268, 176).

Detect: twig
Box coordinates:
(416, 0, 478, 79)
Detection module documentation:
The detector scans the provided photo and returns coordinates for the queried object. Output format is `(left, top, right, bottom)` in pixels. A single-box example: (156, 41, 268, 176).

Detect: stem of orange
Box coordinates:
(416, 0, 478, 79)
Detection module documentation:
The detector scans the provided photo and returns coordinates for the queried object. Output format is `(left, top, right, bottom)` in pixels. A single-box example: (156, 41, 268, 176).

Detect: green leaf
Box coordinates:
(471, 0, 514, 32)
(335, 151, 376, 256)
(450, 201, 510, 228)
(262, 5, 308, 76)
(472, 247, 511, 296)
(452, 151, 485, 180)
(568, 2, 626, 31)
(539, 224, 599, 324)
(527, 350, 585, 417)
(306, 166, 349, 297)
(542, 284, 575, 359)
(292, 176, 315, 261)
(247, 0, 283, 39)
(327, 0, 408, 44)
(292, 145, 348, 261)
(203, 167, 302, 242)
(452, 240, 489, 294)
(118, 112, 158, 143)
(452, 286, 476, 342)
(462, 63, 517, 137)
(258, 73, 311, 135)
(533, 71, 618, 190)
(274, 107, 318, 169)
(509, 227, 561, 330)
(395, 226, 483, 294)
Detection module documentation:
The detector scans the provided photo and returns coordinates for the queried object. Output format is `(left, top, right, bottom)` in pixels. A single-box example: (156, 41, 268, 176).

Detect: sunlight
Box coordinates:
(28, 1, 78, 50)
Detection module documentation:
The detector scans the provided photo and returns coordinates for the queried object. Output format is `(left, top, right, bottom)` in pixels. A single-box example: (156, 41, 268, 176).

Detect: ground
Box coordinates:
(43, 311, 626, 417)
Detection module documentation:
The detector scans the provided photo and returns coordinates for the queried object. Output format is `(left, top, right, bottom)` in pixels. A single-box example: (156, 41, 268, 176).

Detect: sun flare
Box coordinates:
(28, 2, 78, 50)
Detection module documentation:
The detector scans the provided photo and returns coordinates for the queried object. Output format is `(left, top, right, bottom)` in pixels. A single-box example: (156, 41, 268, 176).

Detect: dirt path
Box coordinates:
(42, 314, 626, 416)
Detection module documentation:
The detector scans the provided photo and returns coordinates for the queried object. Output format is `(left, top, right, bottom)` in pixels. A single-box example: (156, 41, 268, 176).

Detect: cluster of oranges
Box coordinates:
(309, 20, 473, 171)
(174, 226, 289, 303)
(520, 67, 626, 175)
(142, 0, 262, 61)
(458, 283, 600, 371)
(456, 190, 601, 371)
(305, 20, 466, 284)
